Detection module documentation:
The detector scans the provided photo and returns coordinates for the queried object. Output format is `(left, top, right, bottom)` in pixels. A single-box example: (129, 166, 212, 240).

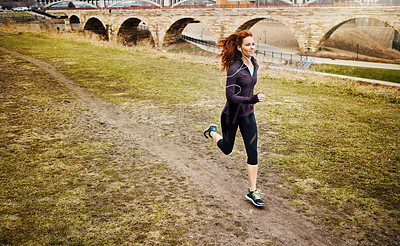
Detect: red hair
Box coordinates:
(216, 30, 253, 71)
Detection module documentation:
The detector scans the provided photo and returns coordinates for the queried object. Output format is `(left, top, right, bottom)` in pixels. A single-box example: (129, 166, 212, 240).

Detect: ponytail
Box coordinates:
(216, 30, 253, 71)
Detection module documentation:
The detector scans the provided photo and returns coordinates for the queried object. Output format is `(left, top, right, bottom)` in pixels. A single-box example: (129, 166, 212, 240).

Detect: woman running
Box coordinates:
(204, 30, 266, 207)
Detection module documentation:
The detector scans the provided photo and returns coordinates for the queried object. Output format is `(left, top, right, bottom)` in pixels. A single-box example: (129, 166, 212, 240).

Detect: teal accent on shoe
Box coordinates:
(204, 124, 217, 139)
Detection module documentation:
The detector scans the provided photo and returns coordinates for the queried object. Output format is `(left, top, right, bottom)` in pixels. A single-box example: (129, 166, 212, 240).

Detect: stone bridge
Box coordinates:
(47, 6, 400, 53)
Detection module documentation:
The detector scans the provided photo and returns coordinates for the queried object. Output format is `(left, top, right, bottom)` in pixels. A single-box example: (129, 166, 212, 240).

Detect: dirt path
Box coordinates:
(1, 46, 345, 245)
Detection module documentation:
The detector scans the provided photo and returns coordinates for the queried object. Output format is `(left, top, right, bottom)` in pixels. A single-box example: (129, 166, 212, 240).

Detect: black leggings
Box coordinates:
(217, 112, 258, 165)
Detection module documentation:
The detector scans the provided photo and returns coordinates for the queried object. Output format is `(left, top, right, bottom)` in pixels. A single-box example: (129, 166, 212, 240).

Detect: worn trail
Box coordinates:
(1, 46, 343, 245)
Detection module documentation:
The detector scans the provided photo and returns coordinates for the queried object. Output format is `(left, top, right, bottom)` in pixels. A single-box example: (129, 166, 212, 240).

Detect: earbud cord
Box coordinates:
(219, 51, 252, 95)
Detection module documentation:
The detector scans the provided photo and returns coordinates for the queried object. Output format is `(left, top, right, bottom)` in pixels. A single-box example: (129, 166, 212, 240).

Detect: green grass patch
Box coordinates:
(0, 12, 33, 17)
(313, 63, 400, 83)
(0, 29, 399, 244)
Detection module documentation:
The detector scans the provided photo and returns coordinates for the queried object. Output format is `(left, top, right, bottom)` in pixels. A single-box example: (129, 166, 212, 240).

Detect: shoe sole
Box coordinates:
(245, 194, 266, 207)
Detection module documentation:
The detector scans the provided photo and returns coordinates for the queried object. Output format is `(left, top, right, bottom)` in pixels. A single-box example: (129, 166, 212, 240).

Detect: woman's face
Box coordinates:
(239, 36, 256, 58)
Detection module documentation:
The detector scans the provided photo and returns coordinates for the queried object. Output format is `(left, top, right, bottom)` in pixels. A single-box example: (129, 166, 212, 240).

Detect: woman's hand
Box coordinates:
(256, 91, 266, 102)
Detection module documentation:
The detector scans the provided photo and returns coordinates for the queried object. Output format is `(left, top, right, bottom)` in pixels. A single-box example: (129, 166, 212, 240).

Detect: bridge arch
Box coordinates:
(237, 18, 265, 32)
(117, 17, 154, 46)
(70, 15, 80, 23)
(69, 15, 81, 31)
(84, 17, 109, 41)
(235, 16, 302, 53)
(318, 16, 400, 52)
(163, 17, 203, 46)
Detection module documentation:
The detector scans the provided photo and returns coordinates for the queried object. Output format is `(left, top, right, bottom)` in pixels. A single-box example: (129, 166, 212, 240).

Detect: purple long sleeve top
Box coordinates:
(222, 57, 259, 117)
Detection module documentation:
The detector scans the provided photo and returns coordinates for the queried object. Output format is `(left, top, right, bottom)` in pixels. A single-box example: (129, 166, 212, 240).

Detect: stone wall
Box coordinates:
(47, 6, 400, 53)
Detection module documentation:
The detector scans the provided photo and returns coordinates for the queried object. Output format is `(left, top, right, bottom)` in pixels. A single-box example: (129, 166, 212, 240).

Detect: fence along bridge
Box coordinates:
(46, 5, 400, 53)
(37, 0, 386, 8)
(38, 0, 216, 8)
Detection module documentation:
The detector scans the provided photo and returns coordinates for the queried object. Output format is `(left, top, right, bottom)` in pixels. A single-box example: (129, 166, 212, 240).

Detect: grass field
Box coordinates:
(313, 64, 400, 83)
(0, 12, 32, 17)
(0, 30, 399, 244)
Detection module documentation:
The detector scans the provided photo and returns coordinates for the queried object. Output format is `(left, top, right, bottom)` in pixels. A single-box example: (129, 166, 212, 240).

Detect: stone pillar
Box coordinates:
(107, 24, 119, 43)
(146, 23, 162, 48)
(64, 18, 72, 32)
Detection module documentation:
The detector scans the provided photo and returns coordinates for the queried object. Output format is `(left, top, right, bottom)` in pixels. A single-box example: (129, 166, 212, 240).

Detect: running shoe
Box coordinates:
(203, 124, 217, 139)
(245, 189, 265, 207)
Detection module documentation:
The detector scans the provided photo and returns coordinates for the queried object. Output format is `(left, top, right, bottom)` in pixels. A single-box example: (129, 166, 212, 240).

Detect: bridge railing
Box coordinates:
(43, 1, 400, 10)
(43, 6, 162, 10)
(181, 34, 213, 47)
(172, 2, 400, 9)
(254, 49, 308, 63)
(178, 3, 291, 9)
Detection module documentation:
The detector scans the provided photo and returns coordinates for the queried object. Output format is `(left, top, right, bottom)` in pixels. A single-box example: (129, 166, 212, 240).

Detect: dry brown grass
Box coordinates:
(0, 41, 248, 246)
(1, 25, 399, 245)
